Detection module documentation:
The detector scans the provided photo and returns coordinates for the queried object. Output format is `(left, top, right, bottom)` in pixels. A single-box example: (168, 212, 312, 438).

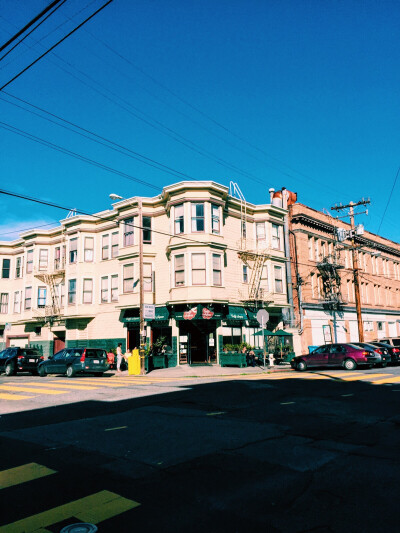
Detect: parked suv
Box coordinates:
(369, 341, 400, 365)
(0, 347, 44, 376)
(378, 338, 400, 349)
(291, 343, 380, 371)
(38, 348, 109, 378)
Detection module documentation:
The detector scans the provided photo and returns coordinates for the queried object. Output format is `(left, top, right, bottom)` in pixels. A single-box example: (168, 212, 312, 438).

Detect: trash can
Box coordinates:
(128, 349, 140, 375)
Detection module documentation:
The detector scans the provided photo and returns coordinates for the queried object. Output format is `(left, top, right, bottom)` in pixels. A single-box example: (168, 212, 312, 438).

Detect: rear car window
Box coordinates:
(85, 349, 107, 358)
(392, 339, 400, 347)
(21, 349, 41, 356)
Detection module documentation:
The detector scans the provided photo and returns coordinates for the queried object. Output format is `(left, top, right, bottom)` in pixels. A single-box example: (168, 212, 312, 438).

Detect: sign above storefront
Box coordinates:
(144, 304, 155, 320)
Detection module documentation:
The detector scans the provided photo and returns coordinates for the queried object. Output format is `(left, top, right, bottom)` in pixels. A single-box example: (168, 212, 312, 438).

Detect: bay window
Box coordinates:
(192, 253, 206, 285)
(123, 264, 134, 293)
(175, 204, 184, 234)
(212, 254, 222, 286)
(191, 203, 204, 232)
(175, 255, 185, 286)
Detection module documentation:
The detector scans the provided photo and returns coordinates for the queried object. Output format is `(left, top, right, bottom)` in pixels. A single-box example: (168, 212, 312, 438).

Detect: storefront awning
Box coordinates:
(226, 306, 247, 321)
(120, 307, 170, 323)
(174, 304, 223, 321)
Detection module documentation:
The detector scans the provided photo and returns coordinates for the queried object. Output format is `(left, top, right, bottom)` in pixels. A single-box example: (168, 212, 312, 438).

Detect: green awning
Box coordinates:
(121, 307, 170, 323)
(254, 329, 274, 336)
(149, 306, 170, 322)
(226, 306, 247, 321)
(268, 329, 293, 337)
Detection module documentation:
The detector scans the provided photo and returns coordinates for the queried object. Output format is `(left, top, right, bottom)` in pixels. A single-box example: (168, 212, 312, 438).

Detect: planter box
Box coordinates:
(220, 352, 247, 368)
(152, 354, 167, 369)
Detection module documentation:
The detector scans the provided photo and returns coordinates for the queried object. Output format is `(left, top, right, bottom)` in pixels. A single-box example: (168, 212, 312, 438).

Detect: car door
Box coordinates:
(329, 344, 346, 367)
(307, 345, 330, 367)
(46, 350, 66, 374)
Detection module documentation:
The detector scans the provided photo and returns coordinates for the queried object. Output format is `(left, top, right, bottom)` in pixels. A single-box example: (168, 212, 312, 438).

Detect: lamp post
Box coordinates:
(110, 193, 146, 374)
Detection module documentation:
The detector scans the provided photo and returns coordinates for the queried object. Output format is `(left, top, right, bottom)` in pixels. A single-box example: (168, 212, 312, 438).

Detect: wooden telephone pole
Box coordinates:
(331, 199, 370, 343)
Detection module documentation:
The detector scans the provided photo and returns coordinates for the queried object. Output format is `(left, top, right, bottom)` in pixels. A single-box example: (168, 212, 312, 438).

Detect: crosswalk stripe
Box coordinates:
(0, 463, 56, 490)
(369, 376, 400, 384)
(0, 385, 66, 395)
(336, 373, 391, 382)
(51, 379, 126, 388)
(0, 490, 139, 532)
(0, 392, 32, 400)
(35, 383, 99, 390)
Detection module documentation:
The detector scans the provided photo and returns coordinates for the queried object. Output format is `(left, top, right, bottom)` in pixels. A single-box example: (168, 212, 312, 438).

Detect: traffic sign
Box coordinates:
(256, 309, 269, 327)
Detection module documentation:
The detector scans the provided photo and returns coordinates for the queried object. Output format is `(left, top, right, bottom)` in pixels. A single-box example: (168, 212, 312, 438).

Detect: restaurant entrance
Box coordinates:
(179, 321, 216, 365)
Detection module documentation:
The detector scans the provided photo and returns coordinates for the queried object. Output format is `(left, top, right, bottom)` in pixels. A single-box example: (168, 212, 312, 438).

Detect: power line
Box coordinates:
(0, 92, 195, 181)
(0, 0, 113, 91)
(0, 120, 162, 192)
(0, 0, 68, 63)
(377, 166, 400, 235)
(0, 0, 64, 53)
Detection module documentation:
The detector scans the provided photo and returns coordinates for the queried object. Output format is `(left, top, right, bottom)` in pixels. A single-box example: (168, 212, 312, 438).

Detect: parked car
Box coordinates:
(378, 338, 400, 349)
(38, 348, 109, 378)
(291, 343, 380, 371)
(369, 341, 400, 365)
(0, 347, 44, 376)
(352, 342, 391, 367)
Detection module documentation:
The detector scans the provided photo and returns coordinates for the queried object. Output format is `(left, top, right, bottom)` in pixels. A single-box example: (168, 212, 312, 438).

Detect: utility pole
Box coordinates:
(331, 199, 370, 343)
(138, 198, 146, 375)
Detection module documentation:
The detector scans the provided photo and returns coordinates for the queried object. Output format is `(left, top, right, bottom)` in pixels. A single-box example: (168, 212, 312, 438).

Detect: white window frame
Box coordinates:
(174, 254, 185, 287)
(84, 237, 94, 262)
(123, 264, 134, 293)
(274, 265, 283, 293)
(14, 291, 21, 313)
(82, 278, 93, 304)
(102, 234, 109, 260)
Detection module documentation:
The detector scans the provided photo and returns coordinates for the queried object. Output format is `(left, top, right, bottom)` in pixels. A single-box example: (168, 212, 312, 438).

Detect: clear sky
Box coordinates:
(0, 0, 399, 241)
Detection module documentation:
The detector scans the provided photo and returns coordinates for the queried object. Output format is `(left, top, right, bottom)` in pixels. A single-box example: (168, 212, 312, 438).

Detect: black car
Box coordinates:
(352, 342, 391, 367)
(369, 342, 400, 365)
(38, 348, 109, 378)
(0, 347, 44, 376)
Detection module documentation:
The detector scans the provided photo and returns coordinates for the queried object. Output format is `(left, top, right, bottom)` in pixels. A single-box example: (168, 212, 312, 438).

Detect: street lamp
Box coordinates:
(109, 193, 146, 375)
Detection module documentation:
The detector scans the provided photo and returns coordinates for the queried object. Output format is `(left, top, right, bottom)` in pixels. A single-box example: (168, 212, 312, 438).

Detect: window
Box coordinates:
(111, 232, 119, 257)
(55, 282, 65, 307)
(0, 293, 8, 314)
(111, 275, 118, 301)
(123, 264, 134, 293)
(15, 257, 23, 278)
(26, 249, 33, 273)
(143, 217, 152, 243)
(212, 254, 222, 286)
(192, 253, 206, 285)
(2, 259, 10, 278)
(320, 241, 326, 258)
(308, 236, 314, 260)
(14, 291, 21, 313)
(314, 239, 319, 262)
(68, 279, 77, 304)
(174, 204, 184, 234)
(101, 276, 109, 302)
(83, 279, 93, 304)
(261, 264, 269, 291)
(191, 203, 204, 232)
(69, 238, 78, 264)
(311, 273, 316, 298)
(377, 321, 384, 331)
(84, 237, 94, 262)
(37, 249, 47, 271)
(364, 321, 373, 332)
(243, 265, 248, 283)
(25, 286, 32, 309)
(54, 247, 61, 270)
(241, 219, 247, 239)
(37, 287, 46, 308)
(174, 255, 185, 286)
(274, 266, 283, 293)
(102, 234, 109, 260)
(143, 263, 153, 292)
(256, 222, 266, 248)
(271, 224, 281, 250)
(211, 204, 220, 234)
(124, 218, 134, 246)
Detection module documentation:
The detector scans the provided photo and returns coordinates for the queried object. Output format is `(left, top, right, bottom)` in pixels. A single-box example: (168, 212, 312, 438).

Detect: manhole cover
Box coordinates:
(60, 524, 98, 533)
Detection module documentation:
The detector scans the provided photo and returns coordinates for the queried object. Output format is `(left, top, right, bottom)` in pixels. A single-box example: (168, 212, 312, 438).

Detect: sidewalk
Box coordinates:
(122, 363, 293, 379)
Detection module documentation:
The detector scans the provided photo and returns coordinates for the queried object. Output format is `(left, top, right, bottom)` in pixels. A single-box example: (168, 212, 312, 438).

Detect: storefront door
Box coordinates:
(179, 321, 216, 364)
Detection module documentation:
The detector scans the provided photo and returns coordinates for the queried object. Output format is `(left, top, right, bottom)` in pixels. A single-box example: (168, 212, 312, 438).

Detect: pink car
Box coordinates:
(291, 343, 380, 371)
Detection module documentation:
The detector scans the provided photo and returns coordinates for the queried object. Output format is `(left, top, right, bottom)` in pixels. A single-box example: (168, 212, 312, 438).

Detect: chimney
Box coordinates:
(269, 188, 275, 203)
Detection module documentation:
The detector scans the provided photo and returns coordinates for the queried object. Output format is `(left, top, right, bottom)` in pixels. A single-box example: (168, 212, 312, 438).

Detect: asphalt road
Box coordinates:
(1, 367, 400, 532)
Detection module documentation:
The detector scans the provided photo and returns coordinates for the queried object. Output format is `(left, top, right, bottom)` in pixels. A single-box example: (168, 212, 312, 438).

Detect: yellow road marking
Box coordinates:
(0, 463, 56, 490)
(0, 385, 66, 395)
(52, 379, 126, 388)
(0, 490, 139, 533)
(281, 401, 296, 405)
(20, 382, 99, 391)
(370, 376, 400, 384)
(0, 392, 32, 400)
(338, 373, 391, 382)
(104, 426, 127, 431)
(206, 412, 226, 416)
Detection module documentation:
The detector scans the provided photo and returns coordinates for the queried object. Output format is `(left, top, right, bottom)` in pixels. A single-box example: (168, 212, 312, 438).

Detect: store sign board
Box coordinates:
(143, 304, 155, 320)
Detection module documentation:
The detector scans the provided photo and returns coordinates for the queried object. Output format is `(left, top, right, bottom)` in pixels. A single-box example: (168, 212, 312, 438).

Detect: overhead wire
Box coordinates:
(0, 0, 68, 63)
(0, 0, 114, 91)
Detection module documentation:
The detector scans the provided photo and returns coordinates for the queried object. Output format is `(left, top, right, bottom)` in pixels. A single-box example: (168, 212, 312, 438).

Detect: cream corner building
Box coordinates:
(0, 181, 294, 365)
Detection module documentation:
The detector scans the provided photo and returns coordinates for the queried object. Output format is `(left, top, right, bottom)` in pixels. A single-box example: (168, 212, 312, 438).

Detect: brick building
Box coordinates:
(289, 201, 400, 353)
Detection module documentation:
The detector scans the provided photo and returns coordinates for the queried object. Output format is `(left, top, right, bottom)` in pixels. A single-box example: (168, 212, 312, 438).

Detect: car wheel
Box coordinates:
(296, 360, 307, 372)
(5, 363, 15, 376)
(38, 366, 47, 377)
(93, 372, 103, 377)
(66, 365, 75, 378)
(344, 358, 357, 371)
(380, 362, 388, 368)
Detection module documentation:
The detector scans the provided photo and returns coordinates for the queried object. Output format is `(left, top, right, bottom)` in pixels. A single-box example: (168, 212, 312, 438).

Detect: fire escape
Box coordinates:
(229, 181, 272, 307)
(317, 254, 344, 310)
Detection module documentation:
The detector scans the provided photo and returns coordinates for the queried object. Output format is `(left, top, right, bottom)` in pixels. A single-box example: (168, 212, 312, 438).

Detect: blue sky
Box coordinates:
(0, 0, 399, 241)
